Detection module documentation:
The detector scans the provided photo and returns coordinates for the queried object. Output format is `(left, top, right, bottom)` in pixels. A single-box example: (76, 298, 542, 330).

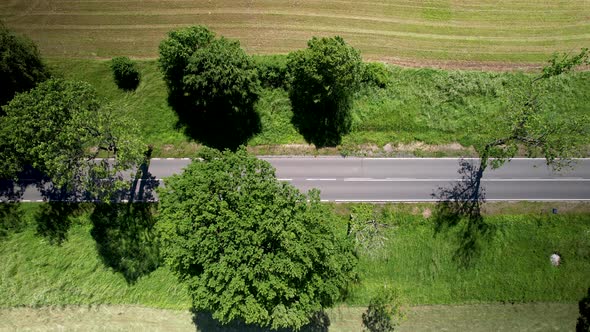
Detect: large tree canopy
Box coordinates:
(158, 26, 261, 149)
(0, 23, 51, 108)
(158, 25, 215, 97)
(0, 78, 145, 199)
(287, 36, 363, 147)
(157, 148, 356, 330)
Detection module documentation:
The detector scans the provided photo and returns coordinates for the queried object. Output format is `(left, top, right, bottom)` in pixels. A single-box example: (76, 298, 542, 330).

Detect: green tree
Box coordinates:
(158, 26, 261, 149)
(362, 287, 403, 332)
(287, 36, 363, 147)
(0, 22, 50, 108)
(158, 25, 214, 97)
(477, 48, 589, 172)
(0, 78, 145, 199)
(157, 147, 356, 330)
(433, 49, 590, 266)
(110, 56, 141, 91)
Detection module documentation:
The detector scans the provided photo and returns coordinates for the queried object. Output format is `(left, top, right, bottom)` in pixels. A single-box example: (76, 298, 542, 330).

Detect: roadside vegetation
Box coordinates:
(45, 55, 590, 157)
(1, 203, 589, 309)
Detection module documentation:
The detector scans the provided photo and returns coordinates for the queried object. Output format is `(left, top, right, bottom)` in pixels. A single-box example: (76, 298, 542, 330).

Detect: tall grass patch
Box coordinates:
(343, 205, 590, 305)
(0, 204, 189, 309)
(46, 58, 590, 155)
(2, 203, 588, 310)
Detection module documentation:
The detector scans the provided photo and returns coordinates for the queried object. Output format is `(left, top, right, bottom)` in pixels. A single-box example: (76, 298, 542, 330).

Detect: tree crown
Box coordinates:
(157, 147, 356, 329)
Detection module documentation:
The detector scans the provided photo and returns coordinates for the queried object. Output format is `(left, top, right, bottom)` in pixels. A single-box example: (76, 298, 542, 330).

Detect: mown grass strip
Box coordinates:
(1, 202, 588, 310)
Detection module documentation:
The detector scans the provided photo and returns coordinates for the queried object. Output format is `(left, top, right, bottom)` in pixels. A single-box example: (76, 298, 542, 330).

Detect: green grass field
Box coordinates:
(47, 58, 590, 156)
(2, 203, 589, 309)
(2, 0, 589, 66)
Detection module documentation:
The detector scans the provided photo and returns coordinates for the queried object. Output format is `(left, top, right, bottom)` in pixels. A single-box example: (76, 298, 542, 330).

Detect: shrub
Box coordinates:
(254, 55, 289, 89)
(362, 62, 391, 88)
(362, 287, 403, 332)
(110, 56, 141, 91)
(287, 36, 363, 147)
(0, 22, 50, 107)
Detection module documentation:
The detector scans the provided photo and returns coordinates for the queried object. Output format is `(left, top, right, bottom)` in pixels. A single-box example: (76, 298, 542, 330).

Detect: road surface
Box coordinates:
(5, 157, 590, 202)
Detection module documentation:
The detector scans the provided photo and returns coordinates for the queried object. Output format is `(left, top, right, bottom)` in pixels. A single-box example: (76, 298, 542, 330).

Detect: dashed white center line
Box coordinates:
(306, 178, 337, 181)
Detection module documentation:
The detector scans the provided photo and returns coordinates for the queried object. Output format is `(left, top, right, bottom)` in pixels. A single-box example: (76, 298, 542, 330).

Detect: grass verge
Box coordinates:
(1, 202, 588, 310)
(47, 58, 590, 157)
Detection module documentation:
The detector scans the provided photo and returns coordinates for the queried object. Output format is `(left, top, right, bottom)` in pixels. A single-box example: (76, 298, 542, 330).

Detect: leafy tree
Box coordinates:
(255, 55, 289, 89)
(432, 49, 589, 266)
(476, 48, 589, 172)
(0, 22, 50, 108)
(287, 36, 363, 147)
(157, 147, 357, 330)
(0, 78, 145, 199)
(110, 56, 141, 91)
(362, 287, 403, 332)
(158, 26, 261, 149)
(158, 25, 215, 97)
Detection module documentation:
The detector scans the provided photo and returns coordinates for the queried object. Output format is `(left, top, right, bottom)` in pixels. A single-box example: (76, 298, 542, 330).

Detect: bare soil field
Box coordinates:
(0, 303, 577, 331)
(2, 0, 589, 68)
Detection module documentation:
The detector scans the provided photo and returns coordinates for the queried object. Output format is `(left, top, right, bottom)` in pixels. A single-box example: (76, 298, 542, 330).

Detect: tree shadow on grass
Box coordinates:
(431, 159, 495, 268)
(0, 176, 28, 239)
(89, 159, 161, 283)
(169, 93, 261, 151)
(89, 202, 160, 283)
(192, 310, 329, 332)
(32, 153, 158, 247)
(290, 100, 349, 148)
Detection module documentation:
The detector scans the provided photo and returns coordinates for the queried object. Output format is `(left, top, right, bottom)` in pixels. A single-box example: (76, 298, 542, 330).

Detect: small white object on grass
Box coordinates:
(550, 253, 561, 266)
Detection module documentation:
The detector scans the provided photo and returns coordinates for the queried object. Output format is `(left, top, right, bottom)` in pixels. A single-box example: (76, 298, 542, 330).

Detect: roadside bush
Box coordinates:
(362, 62, 391, 88)
(110, 56, 141, 91)
(254, 55, 289, 90)
(0, 22, 50, 108)
(288, 36, 363, 147)
(362, 287, 403, 332)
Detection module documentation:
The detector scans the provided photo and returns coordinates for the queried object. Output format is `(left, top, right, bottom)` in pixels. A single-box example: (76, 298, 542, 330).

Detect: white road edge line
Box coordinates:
(341, 178, 590, 182)
(332, 198, 590, 202)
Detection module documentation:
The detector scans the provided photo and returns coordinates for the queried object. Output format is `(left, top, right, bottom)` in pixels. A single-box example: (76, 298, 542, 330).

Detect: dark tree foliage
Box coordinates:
(157, 147, 357, 330)
(180, 38, 261, 149)
(362, 288, 403, 332)
(90, 203, 160, 283)
(158, 26, 261, 150)
(110, 56, 141, 91)
(255, 55, 289, 90)
(578, 288, 590, 332)
(0, 23, 50, 109)
(287, 36, 363, 147)
(0, 78, 145, 198)
(361, 62, 391, 89)
(158, 25, 215, 96)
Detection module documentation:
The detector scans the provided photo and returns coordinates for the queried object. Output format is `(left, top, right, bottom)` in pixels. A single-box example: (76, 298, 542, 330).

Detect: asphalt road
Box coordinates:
(6, 157, 590, 202)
